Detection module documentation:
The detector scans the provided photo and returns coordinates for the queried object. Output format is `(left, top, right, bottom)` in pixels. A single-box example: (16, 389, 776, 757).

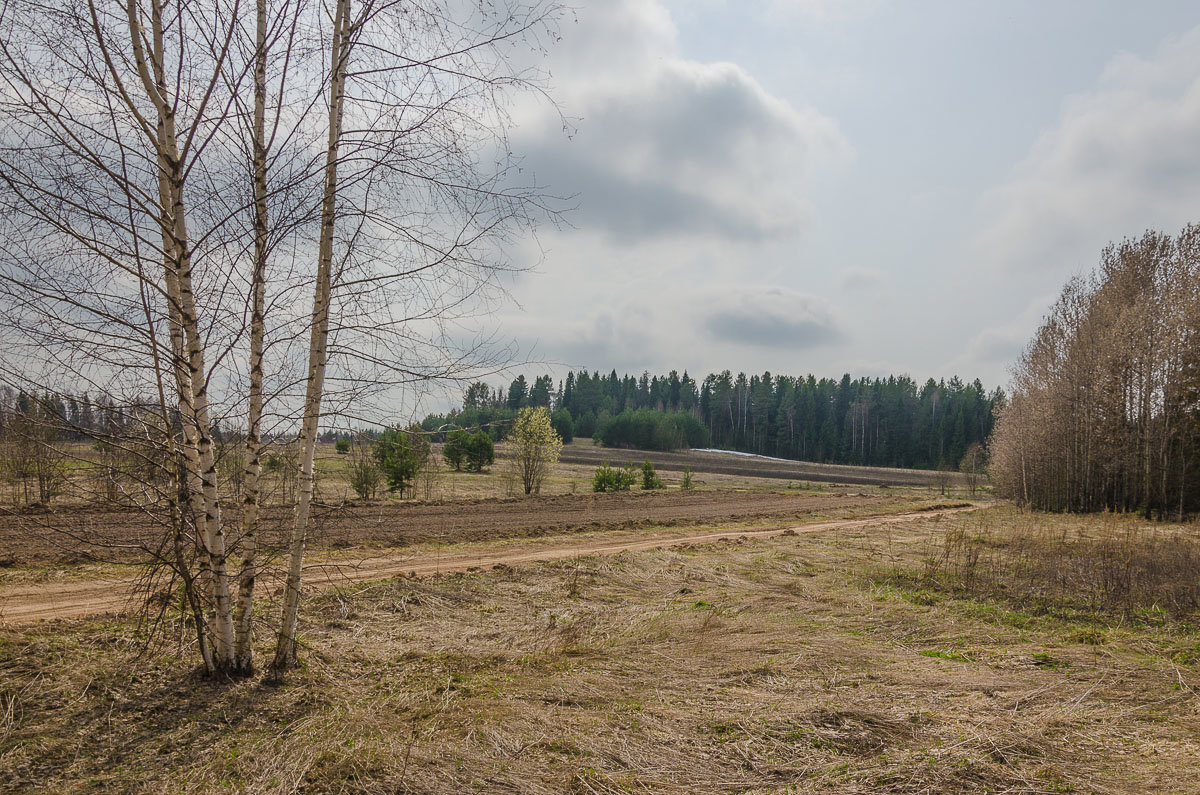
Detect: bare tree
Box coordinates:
(959, 442, 985, 497)
(0, 0, 266, 673)
(991, 227, 1200, 518)
(0, 0, 563, 678)
(270, 0, 563, 671)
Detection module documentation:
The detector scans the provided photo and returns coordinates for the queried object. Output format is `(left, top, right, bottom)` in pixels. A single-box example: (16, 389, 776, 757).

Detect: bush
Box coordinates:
(464, 431, 495, 472)
(593, 462, 637, 492)
(334, 438, 350, 454)
(641, 459, 664, 490)
(681, 466, 693, 491)
(510, 407, 562, 495)
(442, 429, 468, 470)
(597, 409, 709, 451)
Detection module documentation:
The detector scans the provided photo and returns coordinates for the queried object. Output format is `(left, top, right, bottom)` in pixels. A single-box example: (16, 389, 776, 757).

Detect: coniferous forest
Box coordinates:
(421, 370, 1004, 472)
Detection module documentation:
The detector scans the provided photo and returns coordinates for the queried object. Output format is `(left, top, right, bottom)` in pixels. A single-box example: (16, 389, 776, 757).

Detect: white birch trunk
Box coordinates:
(273, 0, 351, 670)
(233, 0, 271, 676)
(126, 0, 235, 672)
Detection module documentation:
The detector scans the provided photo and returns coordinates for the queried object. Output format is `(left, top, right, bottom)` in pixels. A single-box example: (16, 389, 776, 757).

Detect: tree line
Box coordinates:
(426, 369, 1003, 471)
(990, 227, 1200, 518)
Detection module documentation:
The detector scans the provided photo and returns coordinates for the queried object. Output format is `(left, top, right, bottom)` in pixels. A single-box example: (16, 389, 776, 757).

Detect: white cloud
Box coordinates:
(761, 0, 881, 25)
(978, 25, 1200, 275)
(947, 294, 1057, 388)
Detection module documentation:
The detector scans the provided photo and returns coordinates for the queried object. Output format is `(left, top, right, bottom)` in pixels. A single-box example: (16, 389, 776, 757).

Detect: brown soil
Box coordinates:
(0, 504, 973, 624)
(0, 489, 899, 567)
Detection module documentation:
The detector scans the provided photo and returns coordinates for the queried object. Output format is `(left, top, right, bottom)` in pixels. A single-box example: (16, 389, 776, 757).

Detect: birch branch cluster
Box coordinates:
(0, 0, 562, 676)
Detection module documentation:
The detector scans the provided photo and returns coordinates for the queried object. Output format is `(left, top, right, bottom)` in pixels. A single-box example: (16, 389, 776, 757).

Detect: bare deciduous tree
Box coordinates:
(0, 0, 563, 677)
(991, 227, 1200, 519)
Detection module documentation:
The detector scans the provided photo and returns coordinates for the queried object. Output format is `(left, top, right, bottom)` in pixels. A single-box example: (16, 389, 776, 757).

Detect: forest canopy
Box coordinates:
(422, 369, 1002, 471)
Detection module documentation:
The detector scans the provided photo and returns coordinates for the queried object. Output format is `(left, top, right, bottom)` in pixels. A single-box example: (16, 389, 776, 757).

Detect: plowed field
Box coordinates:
(0, 489, 903, 566)
(555, 444, 969, 487)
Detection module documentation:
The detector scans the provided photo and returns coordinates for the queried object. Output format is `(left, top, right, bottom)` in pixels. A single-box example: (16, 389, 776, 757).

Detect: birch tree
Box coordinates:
(990, 226, 1200, 518)
(0, 0, 263, 674)
(0, 0, 562, 676)
(271, 0, 563, 671)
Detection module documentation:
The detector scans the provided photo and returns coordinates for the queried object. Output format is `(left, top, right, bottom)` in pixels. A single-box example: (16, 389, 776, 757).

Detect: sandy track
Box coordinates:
(0, 505, 973, 624)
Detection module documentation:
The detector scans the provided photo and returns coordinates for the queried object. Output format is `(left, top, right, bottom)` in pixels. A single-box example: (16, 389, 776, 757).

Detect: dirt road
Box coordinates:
(0, 504, 973, 624)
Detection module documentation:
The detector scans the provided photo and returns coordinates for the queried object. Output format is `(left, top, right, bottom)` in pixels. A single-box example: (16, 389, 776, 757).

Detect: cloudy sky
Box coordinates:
(495, 0, 1200, 391)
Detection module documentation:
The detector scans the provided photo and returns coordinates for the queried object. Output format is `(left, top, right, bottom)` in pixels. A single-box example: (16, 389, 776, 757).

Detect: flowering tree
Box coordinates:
(510, 407, 562, 495)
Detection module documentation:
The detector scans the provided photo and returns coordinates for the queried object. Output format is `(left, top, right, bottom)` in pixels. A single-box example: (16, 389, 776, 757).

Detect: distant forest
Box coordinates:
(421, 370, 1004, 471)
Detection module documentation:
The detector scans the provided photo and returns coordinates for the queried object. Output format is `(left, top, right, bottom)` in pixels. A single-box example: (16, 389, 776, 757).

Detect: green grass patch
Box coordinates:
(919, 649, 974, 663)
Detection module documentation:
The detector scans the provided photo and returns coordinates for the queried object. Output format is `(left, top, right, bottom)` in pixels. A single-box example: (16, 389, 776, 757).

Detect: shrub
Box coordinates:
(334, 438, 350, 454)
(442, 429, 469, 470)
(464, 431, 495, 472)
(374, 427, 421, 493)
(641, 459, 664, 490)
(510, 407, 562, 494)
(593, 462, 637, 492)
(681, 466, 694, 491)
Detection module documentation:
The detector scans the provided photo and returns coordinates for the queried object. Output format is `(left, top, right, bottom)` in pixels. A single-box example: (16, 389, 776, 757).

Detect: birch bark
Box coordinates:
(272, 0, 352, 670)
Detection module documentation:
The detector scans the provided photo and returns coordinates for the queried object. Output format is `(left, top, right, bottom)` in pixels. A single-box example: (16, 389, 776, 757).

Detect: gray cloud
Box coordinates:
(511, 0, 848, 243)
(506, 301, 668, 373)
(837, 266, 884, 291)
(699, 286, 844, 349)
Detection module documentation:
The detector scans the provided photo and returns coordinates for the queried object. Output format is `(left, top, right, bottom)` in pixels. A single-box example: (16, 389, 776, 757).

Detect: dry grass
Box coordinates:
(2, 507, 1199, 792)
(889, 508, 1200, 624)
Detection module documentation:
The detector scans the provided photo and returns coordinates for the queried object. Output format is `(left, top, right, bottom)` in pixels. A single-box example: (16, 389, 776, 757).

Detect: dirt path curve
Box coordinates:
(0, 505, 975, 624)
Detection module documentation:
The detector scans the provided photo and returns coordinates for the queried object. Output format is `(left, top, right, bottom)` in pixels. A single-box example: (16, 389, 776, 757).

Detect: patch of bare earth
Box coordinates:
(1, 506, 1197, 792)
(0, 489, 903, 566)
